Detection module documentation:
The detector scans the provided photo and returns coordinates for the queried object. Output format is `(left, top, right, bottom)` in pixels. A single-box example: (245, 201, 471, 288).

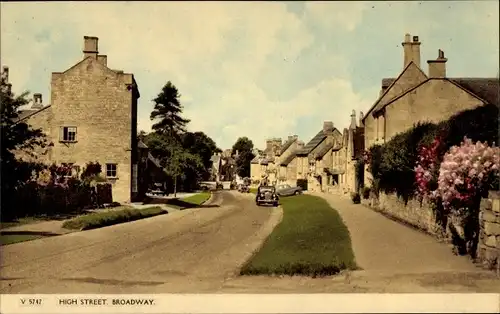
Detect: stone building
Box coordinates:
(13, 36, 143, 203)
(288, 121, 343, 192)
(362, 33, 500, 187)
(326, 110, 365, 194)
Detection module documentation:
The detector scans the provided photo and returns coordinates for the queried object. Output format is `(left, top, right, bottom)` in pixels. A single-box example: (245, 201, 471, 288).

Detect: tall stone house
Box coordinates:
(12, 36, 144, 203)
(362, 33, 499, 187)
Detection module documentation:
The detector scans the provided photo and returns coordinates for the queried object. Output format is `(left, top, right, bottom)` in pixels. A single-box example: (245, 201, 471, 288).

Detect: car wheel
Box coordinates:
(273, 202, 278, 207)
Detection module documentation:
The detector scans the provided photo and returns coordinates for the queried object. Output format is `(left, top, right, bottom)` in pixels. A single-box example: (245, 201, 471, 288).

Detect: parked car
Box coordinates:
(255, 185, 279, 207)
(239, 184, 250, 193)
(149, 183, 167, 196)
(216, 182, 224, 190)
(276, 184, 302, 197)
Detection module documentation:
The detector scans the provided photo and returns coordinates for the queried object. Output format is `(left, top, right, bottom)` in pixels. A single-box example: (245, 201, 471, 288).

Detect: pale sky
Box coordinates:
(1, 1, 498, 150)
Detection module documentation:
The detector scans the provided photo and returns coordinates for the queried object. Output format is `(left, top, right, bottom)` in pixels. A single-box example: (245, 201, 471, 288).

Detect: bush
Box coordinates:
(361, 187, 371, 199)
(351, 192, 361, 204)
(296, 178, 308, 191)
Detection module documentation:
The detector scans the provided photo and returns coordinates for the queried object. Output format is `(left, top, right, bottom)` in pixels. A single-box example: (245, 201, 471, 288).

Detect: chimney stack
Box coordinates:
(402, 33, 421, 68)
(427, 49, 447, 78)
(97, 55, 107, 66)
(323, 121, 334, 133)
(83, 36, 99, 60)
(349, 109, 357, 130)
(297, 140, 305, 149)
(32, 93, 43, 109)
(288, 135, 293, 141)
(359, 111, 364, 127)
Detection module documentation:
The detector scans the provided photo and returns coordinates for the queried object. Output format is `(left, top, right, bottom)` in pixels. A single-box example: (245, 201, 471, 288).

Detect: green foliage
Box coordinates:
(366, 104, 499, 199)
(80, 161, 103, 181)
(232, 137, 255, 178)
(240, 195, 357, 277)
(1, 69, 47, 220)
(62, 206, 165, 230)
(150, 81, 190, 137)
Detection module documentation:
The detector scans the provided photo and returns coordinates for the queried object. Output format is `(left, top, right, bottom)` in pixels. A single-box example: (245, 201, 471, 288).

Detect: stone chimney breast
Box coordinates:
(323, 121, 334, 133)
(83, 36, 99, 59)
(402, 33, 421, 68)
(427, 49, 447, 78)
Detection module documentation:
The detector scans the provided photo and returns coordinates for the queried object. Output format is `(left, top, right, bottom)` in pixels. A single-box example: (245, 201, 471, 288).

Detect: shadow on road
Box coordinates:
(0, 230, 61, 237)
(59, 277, 165, 287)
(142, 197, 220, 210)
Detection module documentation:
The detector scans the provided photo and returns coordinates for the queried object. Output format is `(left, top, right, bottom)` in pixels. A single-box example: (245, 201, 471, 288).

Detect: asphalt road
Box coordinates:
(0, 191, 279, 293)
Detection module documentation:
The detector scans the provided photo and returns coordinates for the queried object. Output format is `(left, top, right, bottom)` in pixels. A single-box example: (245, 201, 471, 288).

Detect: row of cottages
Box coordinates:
(9, 36, 166, 203)
(362, 33, 499, 187)
(249, 115, 365, 194)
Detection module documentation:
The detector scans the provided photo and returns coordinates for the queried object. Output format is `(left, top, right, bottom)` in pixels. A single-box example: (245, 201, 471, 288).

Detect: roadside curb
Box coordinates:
(200, 191, 214, 206)
(231, 205, 284, 278)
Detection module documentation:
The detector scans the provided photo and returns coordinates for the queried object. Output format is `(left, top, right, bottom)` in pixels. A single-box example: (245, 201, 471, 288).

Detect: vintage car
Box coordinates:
(238, 184, 250, 193)
(255, 185, 279, 207)
(276, 184, 302, 197)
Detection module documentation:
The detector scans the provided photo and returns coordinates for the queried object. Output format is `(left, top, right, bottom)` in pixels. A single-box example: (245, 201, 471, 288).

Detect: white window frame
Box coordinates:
(105, 163, 118, 178)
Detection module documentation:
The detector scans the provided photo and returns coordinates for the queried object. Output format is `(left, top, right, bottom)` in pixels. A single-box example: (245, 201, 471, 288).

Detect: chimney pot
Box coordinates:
(323, 121, 334, 133)
(402, 33, 421, 68)
(83, 36, 99, 59)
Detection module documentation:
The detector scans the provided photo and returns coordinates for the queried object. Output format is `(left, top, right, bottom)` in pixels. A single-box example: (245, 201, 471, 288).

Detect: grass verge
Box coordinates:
(240, 194, 357, 277)
(180, 192, 211, 206)
(62, 206, 165, 231)
(249, 188, 258, 194)
(0, 234, 46, 246)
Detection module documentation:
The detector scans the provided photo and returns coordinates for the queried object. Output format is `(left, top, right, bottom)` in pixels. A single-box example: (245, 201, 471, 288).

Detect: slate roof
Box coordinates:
(280, 153, 297, 166)
(138, 140, 148, 149)
(314, 142, 334, 160)
(148, 152, 162, 169)
(296, 130, 327, 156)
(279, 138, 297, 155)
(450, 78, 499, 107)
(14, 105, 51, 124)
(374, 77, 500, 115)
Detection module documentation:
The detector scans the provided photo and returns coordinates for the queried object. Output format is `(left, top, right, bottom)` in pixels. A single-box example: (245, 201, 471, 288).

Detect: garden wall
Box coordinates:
(361, 192, 445, 238)
(478, 191, 500, 271)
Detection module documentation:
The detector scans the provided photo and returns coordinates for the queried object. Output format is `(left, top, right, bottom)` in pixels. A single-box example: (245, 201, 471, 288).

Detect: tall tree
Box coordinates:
(1, 68, 47, 220)
(182, 131, 220, 180)
(150, 81, 190, 138)
(232, 137, 255, 178)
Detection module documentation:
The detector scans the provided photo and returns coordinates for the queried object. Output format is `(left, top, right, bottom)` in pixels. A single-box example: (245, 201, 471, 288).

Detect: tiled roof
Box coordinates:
(451, 78, 499, 107)
(280, 153, 297, 166)
(315, 142, 334, 160)
(279, 138, 296, 155)
(14, 105, 51, 124)
(296, 130, 326, 156)
(148, 152, 162, 169)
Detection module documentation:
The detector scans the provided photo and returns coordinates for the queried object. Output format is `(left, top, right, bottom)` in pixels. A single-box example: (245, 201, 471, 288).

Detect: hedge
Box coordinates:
(367, 103, 499, 197)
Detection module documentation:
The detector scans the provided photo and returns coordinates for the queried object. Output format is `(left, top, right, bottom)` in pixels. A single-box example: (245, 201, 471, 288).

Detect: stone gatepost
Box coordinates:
(478, 191, 500, 274)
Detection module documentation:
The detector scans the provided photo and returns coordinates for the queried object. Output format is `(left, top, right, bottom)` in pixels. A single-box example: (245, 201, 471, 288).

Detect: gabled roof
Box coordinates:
(363, 61, 428, 122)
(296, 130, 327, 156)
(279, 137, 297, 155)
(280, 153, 297, 166)
(373, 77, 500, 116)
(148, 152, 163, 169)
(315, 142, 334, 160)
(138, 140, 148, 149)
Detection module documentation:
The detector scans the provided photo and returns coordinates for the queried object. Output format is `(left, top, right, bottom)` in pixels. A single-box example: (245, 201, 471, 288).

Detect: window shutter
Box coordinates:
(59, 127, 64, 142)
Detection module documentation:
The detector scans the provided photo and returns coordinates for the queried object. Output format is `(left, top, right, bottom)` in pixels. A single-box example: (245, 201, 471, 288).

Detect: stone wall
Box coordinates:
(365, 191, 445, 237)
(478, 191, 500, 271)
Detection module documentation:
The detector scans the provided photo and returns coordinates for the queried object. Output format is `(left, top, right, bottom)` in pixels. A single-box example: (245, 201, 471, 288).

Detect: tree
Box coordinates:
(1, 68, 47, 220)
(150, 81, 190, 138)
(232, 137, 255, 178)
(182, 131, 220, 181)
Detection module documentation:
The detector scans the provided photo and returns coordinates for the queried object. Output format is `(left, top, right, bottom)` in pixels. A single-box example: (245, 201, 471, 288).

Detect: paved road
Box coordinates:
(0, 191, 280, 293)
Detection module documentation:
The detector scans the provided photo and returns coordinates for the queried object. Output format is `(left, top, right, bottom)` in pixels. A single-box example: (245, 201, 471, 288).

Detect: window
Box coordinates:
(106, 163, 117, 178)
(60, 126, 77, 142)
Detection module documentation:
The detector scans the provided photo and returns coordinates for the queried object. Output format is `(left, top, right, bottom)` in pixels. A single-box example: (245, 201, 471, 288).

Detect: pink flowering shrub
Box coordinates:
(415, 137, 442, 198)
(434, 137, 500, 214)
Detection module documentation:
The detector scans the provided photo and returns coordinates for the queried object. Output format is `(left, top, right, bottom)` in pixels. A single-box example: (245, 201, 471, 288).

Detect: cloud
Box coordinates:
(1, 1, 498, 150)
